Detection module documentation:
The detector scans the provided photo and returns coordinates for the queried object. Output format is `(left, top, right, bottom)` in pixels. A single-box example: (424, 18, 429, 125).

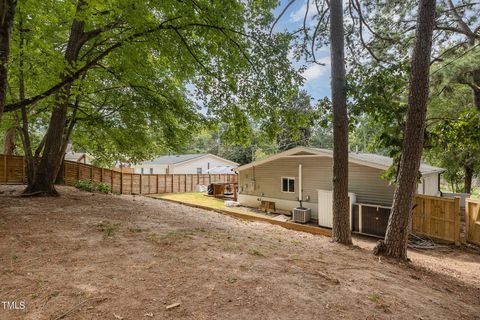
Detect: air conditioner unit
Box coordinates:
(292, 207, 311, 223)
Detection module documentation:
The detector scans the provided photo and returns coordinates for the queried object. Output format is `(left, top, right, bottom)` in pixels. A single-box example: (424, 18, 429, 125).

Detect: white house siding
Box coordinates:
(133, 164, 169, 174)
(417, 172, 440, 196)
(238, 157, 398, 219)
(133, 155, 236, 175)
(172, 155, 235, 174)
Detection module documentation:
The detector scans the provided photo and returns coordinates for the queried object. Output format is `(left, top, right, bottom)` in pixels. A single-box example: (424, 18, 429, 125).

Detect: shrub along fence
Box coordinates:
(0, 154, 237, 195)
(466, 198, 480, 246)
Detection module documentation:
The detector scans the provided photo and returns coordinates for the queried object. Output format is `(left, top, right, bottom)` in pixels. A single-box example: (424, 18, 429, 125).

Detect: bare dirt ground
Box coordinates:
(0, 185, 479, 320)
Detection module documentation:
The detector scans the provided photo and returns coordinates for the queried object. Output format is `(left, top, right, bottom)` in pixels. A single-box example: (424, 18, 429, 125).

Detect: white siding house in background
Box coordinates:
(236, 146, 445, 221)
(132, 154, 238, 174)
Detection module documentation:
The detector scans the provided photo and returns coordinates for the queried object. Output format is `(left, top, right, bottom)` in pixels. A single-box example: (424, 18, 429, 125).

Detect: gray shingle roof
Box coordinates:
(140, 154, 207, 165)
(311, 148, 444, 174)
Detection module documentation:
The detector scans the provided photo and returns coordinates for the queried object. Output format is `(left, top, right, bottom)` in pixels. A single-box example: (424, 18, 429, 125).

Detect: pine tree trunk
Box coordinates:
(330, 0, 351, 244)
(0, 0, 16, 124)
(473, 69, 480, 111)
(3, 126, 15, 154)
(374, 0, 436, 260)
(464, 164, 473, 194)
(23, 6, 86, 196)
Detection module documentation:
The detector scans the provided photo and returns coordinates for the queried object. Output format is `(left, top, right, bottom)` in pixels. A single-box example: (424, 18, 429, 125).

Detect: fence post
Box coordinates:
(156, 174, 159, 194)
(130, 172, 133, 194)
(100, 168, 104, 183)
(4, 155, 8, 183)
(22, 157, 26, 183)
(139, 174, 142, 194)
(465, 198, 470, 244)
(454, 197, 461, 246)
(120, 171, 124, 194)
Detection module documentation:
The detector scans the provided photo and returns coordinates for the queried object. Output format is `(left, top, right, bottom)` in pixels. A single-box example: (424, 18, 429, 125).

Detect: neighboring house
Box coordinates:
(133, 154, 238, 174)
(64, 144, 91, 164)
(236, 146, 444, 224)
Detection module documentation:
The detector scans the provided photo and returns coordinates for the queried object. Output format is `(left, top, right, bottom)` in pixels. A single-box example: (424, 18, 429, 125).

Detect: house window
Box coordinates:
(149, 168, 153, 174)
(197, 168, 202, 174)
(141, 168, 144, 174)
(281, 177, 295, 193)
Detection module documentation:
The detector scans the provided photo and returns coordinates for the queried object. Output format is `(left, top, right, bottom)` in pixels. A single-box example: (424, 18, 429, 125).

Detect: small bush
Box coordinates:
(75, 180, 96, 192)
(75, 180, 111, 194)
(96, 182, 111, 194)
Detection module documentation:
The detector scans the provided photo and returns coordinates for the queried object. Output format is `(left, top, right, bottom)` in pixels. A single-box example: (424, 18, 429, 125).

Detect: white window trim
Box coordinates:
(281, 176, 295, 193)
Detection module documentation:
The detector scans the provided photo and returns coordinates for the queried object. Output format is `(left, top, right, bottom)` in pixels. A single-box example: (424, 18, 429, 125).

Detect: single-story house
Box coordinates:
(133, 154, 238, 174)
(64, 144, 90, 164)
(236, 146, 445, 229)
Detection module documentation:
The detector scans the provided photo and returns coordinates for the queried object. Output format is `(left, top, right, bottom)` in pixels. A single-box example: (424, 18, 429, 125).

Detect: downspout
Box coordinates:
(299, 164, 303, 208)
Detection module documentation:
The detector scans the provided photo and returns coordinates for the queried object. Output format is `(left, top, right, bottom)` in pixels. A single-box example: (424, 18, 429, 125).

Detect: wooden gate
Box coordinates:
(466, 198, 480, 246)
(412, 194, 461, 245)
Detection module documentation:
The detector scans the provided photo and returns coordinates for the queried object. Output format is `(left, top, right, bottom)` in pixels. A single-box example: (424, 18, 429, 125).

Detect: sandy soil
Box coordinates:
(0, 185, 479, 320)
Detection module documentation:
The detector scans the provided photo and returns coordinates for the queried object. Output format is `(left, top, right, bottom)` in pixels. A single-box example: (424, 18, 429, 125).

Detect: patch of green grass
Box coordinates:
(152, 192, 247, 213)
(368, 294, 382, 303)
(163, 229, 196, 239)
(247, 248, 264, 257)
(11, 255, 18, 261)
(368, 293, 391, 313)
(129, 226, 147, 233)
(97, 221, 121, 238)
(471, 187, 480, 199)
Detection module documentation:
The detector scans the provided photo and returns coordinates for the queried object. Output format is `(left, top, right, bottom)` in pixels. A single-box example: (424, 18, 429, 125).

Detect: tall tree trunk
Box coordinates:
(464, 164, 473, 194)
(0, 0, 16, 124)
(3, 126, 15, 154)
(374, 0, 436, 260)
(330, 0, 351, 244)
(472, 69, 480, 111)
(23, 4, 86, 195)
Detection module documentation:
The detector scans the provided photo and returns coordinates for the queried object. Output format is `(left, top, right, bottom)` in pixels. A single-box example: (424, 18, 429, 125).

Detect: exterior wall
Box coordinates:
(133, 164, 169, 174)
(172, 155, 235, 174)
(238, 157, 397, 209)
(238, 194, 319, 218)
(133, 155, 236, 175)
(417, 173, 440, 196)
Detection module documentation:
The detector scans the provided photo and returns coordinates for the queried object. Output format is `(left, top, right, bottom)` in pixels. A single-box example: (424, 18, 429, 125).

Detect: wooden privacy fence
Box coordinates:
(0, 154, 237, 195)
(466, 198, 480, 246)
(412, 194, 461, 245)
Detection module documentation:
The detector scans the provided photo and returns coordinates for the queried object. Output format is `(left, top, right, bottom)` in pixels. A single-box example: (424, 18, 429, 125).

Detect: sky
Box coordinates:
(272, 0, 332, 101)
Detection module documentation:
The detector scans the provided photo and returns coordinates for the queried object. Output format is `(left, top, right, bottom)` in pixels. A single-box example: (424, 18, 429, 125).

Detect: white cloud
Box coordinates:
(290, 1, 316, 23)
(301, 56, 331, 82)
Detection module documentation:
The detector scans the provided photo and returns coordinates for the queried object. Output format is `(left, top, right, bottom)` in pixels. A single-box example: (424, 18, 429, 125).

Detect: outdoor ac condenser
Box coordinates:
(292, 207, 311, 223)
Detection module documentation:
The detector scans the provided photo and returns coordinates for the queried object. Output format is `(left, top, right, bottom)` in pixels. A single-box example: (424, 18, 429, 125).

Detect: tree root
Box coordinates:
(373, 240, 387, 256)
(21, 189, 59, 197)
